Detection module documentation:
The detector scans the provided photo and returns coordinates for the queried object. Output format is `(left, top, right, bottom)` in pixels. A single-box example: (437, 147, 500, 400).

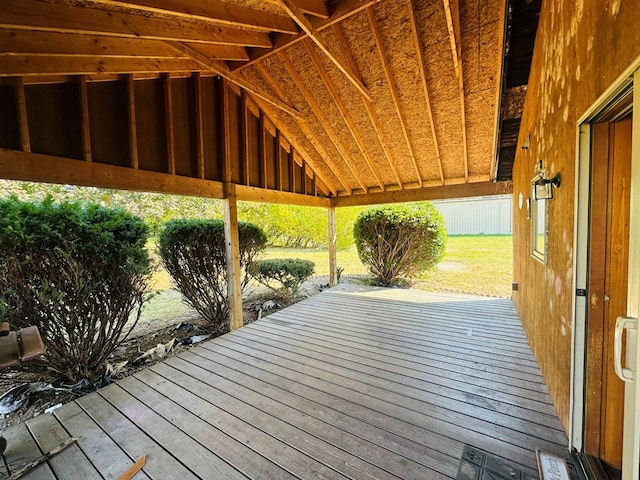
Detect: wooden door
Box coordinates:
(585, 115, 633, 474)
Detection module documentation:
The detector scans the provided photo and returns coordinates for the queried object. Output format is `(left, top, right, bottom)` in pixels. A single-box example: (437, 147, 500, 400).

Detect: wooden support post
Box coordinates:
(328, 207, 338, 287)
(78, 76, 92, 162)
(164, 73, 176, 175)
(194, 72, 205, 179)
(223, 183, 243, 331)
(127, 74, 139, 169)
(15, 77, 30, 153)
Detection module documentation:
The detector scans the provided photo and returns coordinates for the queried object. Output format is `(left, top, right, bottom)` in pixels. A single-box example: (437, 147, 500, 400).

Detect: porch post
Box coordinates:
(223, 183, 243, 331)
(328, 207, 338, 287)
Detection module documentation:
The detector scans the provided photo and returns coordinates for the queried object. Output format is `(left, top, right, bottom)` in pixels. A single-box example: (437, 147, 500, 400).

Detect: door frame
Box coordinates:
(573, 57, 640, 477)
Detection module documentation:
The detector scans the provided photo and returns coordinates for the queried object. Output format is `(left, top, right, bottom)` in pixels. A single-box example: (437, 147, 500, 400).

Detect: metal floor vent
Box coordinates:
(456, 446, 586, 480)
(456, 445, 539, 480)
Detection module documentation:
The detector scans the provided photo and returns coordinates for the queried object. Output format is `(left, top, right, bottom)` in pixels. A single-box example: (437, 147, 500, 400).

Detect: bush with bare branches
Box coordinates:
(0, 198, 152, 382)
(158, 219, 267, 333)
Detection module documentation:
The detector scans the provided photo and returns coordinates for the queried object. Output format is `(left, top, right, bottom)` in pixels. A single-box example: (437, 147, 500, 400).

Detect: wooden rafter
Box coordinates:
(0, 30, 251, 61)
(252, 63, 344, 195)
(366, 7, 423, 187)
(0, 56, 202, 77)
(1, 0, 271, 47)
(407, 0, 445, 185)
(491, 0, 508, 181)
(443, 0, 469, 181)
(167, 42, 299, 118)
(275, 0, 370, 100)
(332, 181, 513, 208)
(232, 0, 383, 71)
(331, 24, 404, 189)
(87, 0, 297, 33)
(302, 39, 384, 190)
(277, 51, 370, 192)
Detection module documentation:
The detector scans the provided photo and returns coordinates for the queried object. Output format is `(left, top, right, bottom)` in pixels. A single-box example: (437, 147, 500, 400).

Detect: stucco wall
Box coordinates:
(512, 0, 640, 432)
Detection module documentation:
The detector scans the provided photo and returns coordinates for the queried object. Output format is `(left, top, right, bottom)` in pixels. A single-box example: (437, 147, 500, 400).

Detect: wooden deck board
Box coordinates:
(2, 287, 568, 479)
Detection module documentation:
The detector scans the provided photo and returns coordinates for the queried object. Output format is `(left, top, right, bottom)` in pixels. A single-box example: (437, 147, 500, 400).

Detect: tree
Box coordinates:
(353, 202, 446, 285)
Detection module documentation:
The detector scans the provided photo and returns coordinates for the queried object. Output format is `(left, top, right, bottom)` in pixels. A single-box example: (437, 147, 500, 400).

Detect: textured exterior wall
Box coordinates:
(512, 0, 640, 432)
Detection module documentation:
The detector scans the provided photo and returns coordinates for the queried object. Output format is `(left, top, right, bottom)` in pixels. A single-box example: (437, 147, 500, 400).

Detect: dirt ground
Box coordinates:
(0, 275, 347, 432)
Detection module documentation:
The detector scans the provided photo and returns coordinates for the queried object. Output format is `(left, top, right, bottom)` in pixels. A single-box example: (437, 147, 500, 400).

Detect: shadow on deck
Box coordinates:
(1, 285, 568, 479)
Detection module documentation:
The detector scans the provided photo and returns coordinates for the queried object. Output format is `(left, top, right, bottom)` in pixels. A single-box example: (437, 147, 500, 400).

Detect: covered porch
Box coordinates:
(1, 286, 567, 479)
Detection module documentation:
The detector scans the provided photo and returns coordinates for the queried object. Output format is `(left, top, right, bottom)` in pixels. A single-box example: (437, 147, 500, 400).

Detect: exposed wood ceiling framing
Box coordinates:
(0, 0, 524, 205)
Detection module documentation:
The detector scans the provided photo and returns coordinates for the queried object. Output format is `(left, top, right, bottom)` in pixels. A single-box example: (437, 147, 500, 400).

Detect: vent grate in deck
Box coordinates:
(456, 445, 539, 480)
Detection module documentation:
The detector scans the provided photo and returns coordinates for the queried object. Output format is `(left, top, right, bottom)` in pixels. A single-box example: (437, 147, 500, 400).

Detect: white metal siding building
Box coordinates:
(432, 195, 512, 235)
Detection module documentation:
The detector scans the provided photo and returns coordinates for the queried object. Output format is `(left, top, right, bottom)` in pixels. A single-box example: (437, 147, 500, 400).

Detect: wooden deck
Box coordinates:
(1, 285, 568, 479)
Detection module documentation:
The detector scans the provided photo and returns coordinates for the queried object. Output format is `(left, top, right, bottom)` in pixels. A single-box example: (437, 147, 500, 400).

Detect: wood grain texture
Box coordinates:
(2, 287, 566, 479)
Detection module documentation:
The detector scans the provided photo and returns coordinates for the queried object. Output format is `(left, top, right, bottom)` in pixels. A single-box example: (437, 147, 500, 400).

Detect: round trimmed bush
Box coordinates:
(253, 258, 315, 296)
(158, 219, 267, 333)
(353, 202, 446, 286)
(0, 197, 152, 382)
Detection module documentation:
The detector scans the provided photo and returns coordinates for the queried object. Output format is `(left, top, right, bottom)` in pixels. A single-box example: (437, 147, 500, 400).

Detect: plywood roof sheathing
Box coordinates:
(276, 0, 370, 101)
(302, 39, 385, 190)
(277, 51, 370, 192)
(252, 62, 349, 195)
(366, 6, 423, 188)
(168, 41, 299, 117)
(406, 0, 444, 186)
(443, 0, 469, 182)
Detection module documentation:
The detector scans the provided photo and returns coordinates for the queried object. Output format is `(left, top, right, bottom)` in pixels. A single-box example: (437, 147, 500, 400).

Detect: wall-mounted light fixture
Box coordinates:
(532, 159, 561, 200)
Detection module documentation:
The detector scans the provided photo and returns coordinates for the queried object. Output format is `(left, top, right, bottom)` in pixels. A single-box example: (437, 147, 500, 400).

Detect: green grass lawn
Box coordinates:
(262, 235, 513, 298)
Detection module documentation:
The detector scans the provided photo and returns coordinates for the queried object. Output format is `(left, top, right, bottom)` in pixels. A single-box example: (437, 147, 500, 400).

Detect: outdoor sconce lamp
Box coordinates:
(532, 159, 561, 200)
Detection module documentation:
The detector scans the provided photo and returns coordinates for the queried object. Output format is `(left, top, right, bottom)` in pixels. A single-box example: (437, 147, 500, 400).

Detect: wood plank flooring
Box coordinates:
(0, 285, 568, 479)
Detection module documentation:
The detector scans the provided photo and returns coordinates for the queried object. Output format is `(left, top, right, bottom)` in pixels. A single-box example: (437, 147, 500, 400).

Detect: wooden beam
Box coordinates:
(443, 0, 469, 181)
(275, 129, 283, 190)
(407, 0, 445, 185)
(233, 0, 383, 71)
(241, 91, 251, 186)
(78, 76, 92, 162)
(168, 41, 299, 118)
(490, 0, 508, 181)
(367, 7, 423, 187)
(88, 0, 298, 33)
(194, 73, 205, 179)
(268, 0, 330, 18)
(127, 75, 139, 169)
(14, 77, 30, 153)
(0, 29, 250, 61)
(302, 39, 385, 190)
(331, 181, 513, 207)
(278, 51, 369, 192)
(0, 148, 226, 197)
(252, 63, 345, 195)
(328, 207, 338, 287)
(275, 0, 370, 101)
(1, 0, 272, 47)
(221, 79, 232, 183)
(259, 111, 267, 188)
(223, 183, 243, 331)
(236, 184, 330, 207)
(164, 73, 176, 175)
(0, 56, 203, 77)
(331, 24, 403, 189)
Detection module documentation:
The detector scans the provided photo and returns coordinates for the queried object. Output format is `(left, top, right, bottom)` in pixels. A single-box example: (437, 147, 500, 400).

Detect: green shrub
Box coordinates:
(353, 202, 446, 286)
(158, 219, 267, 332)
(253, 258, 315, 296)
(0, 197, 152, 382)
